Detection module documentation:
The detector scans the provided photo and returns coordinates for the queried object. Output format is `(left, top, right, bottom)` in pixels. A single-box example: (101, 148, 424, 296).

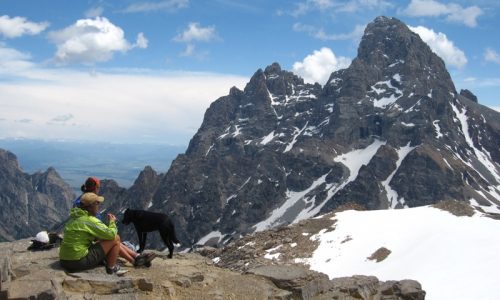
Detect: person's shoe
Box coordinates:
(134, 252, 157, 267)
(134, 254, 147, 267)
(144, 252, 157, 268)
(105, 265, 128, 276)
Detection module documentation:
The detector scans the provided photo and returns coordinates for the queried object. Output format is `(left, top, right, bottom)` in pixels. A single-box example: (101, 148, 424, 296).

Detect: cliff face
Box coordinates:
(0, 149, 74, 241)
(88, 17, 500, 250)
(117, 16, 498, 247)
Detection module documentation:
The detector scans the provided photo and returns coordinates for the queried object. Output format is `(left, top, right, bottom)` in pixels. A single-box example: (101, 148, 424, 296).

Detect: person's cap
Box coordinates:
(35, 231, 50, 243)
(80, 192, 104, 206)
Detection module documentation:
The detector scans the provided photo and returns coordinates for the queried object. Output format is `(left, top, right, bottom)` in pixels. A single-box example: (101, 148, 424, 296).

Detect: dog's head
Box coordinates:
(122, 209, 132, 225)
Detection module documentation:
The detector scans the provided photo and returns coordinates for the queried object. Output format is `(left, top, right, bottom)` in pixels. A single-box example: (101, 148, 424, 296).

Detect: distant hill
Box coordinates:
(0, 139, 185, 191)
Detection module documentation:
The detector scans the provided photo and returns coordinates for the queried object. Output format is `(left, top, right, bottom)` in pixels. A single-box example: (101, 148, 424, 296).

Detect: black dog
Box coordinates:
(122, 209, 180, 258)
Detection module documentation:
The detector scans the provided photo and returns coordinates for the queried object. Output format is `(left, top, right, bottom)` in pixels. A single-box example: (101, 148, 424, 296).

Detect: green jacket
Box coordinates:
(59, 207, 117, 260)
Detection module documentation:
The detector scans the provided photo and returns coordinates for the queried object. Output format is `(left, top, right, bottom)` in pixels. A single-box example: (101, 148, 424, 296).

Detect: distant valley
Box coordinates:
(0, 138, 185, 191)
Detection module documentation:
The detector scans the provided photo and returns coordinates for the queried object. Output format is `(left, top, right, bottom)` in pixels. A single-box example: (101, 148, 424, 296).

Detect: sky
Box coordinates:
(0, 0, 499, 145)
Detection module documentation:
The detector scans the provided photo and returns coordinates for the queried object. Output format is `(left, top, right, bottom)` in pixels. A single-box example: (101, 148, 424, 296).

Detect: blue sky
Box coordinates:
(0, 0, 499, 145)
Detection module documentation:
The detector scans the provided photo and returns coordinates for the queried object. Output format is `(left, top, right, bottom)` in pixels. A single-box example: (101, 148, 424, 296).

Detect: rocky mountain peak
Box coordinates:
(354, 16, 456, 101)
(0, 148, 75, 241)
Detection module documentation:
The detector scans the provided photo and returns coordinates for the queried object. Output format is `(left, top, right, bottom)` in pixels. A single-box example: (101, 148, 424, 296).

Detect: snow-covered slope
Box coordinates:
(303, 207, 500, 300)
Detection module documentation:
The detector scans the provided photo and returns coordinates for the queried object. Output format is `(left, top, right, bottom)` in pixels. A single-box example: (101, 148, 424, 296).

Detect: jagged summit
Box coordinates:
(0, 149, 74, 241)
(116, 16, 498, 248)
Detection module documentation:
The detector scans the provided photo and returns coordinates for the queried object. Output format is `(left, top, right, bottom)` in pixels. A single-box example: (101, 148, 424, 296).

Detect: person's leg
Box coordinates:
(119, 243, 138, 264)
(99, 239, 120, 268)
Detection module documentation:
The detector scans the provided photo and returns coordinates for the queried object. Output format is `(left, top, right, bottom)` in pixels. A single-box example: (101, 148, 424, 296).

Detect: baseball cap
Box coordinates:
(80, 192, 104, 206)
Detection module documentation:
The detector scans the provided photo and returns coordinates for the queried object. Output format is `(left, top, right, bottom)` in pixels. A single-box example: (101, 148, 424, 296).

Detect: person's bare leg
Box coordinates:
(119, 244, 138, 264)
(99, 239, 120, 267)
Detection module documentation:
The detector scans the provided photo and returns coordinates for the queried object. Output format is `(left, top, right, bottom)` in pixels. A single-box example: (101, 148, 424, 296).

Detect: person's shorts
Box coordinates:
(60, 243, 106, 272)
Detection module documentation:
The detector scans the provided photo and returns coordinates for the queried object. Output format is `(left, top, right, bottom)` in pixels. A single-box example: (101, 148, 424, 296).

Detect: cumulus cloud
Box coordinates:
(409, 25, 467, 68)
(402, 0, 482, 27)
(0, 15, 49, 38)
(173, 23, 218, 58)
(0, 68, 248, 144)
(293, 47, 351, 85)
(484, 48, 500, 64)
(293, 23, 365, 41)
(121, 0, 189, 13)
(173, 23, 218, 43)
(48, 17, 146, 65)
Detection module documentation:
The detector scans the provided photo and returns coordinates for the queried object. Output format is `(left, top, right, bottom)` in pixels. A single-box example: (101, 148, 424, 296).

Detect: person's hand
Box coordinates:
(107, 213, 117, 222)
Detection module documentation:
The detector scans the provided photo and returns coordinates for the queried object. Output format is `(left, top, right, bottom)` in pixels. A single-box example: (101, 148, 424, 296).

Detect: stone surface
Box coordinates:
(0, 237, 426, 300)
(248, 265, 332, 300)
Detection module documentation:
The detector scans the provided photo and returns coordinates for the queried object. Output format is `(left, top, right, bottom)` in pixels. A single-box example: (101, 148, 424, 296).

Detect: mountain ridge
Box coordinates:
(136, 16, 499, 247)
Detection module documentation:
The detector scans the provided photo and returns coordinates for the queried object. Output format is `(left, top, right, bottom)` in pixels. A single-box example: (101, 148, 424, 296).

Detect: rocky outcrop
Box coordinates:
(0, 149, 74, 242)
(120, 16, 500, 248)
(0, 237, 425, 300)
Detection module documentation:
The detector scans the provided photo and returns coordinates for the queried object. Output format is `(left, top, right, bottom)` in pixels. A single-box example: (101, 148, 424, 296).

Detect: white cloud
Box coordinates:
(134, 32, 149, 49)
(173, 23, 218, 43)
(484, 48, 500, 64)
(180, 44, 196, 56)
(0, 15, 49, 38)
(289, 0, 391, 16)
(293, 23, 365, 41)
(121, 0, 189, 13)
(336, 0, 393, 13)
(0, 66, 248, 144)
(85, 7, 104, 18)
(402, 0, 482, 27)
(0, 43, 35, 75)
(293, 47, 351, 85)
(48, 17, 144, 65)
(409, 25, 467, 68)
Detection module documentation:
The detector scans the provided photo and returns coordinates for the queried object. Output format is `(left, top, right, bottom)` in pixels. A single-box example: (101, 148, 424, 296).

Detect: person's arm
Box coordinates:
(82, 216, 117, 240)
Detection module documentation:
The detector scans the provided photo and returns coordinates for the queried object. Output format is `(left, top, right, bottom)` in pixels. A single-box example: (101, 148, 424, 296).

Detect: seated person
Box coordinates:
(59, 192, 154, 275)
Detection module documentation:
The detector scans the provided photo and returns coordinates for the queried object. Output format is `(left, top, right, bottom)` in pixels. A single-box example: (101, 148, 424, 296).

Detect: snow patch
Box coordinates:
(284, 122, 308, 153)
(433, 120, 443, 138)
(305, 206, 500, 300)
(196, 230, 223, 246)
(451, 103, 500, 183)
(260, 131, 276, 145)
(381, 143, 416, 208)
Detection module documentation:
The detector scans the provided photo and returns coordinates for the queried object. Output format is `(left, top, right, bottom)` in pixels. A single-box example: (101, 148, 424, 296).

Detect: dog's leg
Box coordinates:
(139, 232, 148, 253)
(159, 228, 174, 258)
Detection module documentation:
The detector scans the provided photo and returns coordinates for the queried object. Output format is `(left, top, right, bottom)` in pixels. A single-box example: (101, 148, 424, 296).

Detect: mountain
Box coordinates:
(0, 149, 74, 241)
(125, 16, 497, 247)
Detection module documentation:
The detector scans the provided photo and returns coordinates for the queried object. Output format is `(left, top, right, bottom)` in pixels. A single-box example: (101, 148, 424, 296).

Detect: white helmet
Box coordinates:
(35, 231, 50, 243)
